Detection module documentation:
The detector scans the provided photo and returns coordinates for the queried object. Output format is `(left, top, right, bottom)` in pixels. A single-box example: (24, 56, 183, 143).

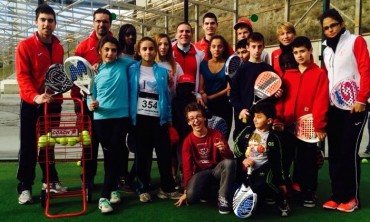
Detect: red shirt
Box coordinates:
(271, 48, 283, 76)
(173, 45, 198, 81)
(181, 128, 234, 189)
(16, 32, 64, 104)
(275, 63, 329, 132)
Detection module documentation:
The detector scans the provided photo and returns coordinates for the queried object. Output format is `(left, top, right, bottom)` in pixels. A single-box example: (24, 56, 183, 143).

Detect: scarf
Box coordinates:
(326, 28, 346, 53)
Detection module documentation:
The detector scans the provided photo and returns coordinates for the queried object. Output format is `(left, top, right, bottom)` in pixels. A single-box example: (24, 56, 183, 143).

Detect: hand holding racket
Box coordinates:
(64, 56, 95, 100)
(225, 54, 242, 80)
(295, 114, 320, 143)
(44, 63, 73, 96)
(330, 79, 358, 110)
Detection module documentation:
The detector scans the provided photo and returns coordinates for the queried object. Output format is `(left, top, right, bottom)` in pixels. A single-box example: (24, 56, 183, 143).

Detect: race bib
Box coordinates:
(137, 92, 159, 117)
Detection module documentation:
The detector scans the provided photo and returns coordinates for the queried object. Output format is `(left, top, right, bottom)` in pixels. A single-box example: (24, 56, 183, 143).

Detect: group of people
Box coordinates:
(15, 3, 369, 218)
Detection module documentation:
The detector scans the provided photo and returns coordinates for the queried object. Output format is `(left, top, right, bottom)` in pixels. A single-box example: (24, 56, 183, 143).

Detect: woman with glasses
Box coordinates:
(320, 8, 370, 213)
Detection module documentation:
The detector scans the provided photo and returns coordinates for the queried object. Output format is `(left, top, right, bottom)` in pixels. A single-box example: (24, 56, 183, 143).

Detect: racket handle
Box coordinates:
(89, 94, 96, 102)
(247, 167, 253, 175)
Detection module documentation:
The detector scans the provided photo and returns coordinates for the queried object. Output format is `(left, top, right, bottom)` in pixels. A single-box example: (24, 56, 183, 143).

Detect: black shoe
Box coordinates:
(265, 197, 276, 205)
(118, 177, 134, 193)
(279, 199, 291, 217)
(303, 191, 316, 208)
(218, 195, 231, 214)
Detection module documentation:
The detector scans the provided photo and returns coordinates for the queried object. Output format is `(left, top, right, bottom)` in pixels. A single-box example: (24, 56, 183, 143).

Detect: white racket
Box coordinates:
(233, 183, 258, 218)
(295, 114, 319, 143)
(330, 79, 359, 110)
(44, 64, 73, 95)
(64, 56, 95, 99)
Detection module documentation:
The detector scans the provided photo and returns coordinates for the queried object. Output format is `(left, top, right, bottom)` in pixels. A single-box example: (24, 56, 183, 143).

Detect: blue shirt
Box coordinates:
(89, 57, 135, 120)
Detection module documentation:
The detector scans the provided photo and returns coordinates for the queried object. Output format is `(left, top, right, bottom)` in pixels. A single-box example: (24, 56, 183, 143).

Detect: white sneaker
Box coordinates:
(139, 192, 152, 203)
(99, 198, 113, 214)
(110, 191, 121, 204)
(18, 190, 33, 204)
(42, 182, 68, 193)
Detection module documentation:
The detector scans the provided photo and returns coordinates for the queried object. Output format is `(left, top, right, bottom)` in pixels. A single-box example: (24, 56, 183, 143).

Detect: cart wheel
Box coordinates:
(40, 190, 46, 208)
(86, 187, 93, 203)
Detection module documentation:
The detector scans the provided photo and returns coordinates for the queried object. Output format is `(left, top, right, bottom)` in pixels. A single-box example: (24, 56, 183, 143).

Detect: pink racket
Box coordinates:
(252, 71, 282, 106)
(295, 114, 319, 143)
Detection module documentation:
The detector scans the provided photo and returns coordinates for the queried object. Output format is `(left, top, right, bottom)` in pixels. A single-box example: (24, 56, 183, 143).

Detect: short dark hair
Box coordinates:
(320, 8, 344, 25)
(176, 22, 193, 32)
(94, 8, 112, 23)
(184, 102, 207, 119)
(235, 39, 248, 50)
(202, 12, 218, 23)
(290, 36, 312, 50)
(252, 102, 276, 119)
(35, 4, 56, 22)
(97, 36, 121, 55)
(247, 32, 265, 46)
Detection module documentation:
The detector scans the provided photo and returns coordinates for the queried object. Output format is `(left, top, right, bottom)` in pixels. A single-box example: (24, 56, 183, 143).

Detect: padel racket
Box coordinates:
(233, 183, 257, 218)
(295, 114, 319, 143)
(64, 56, 95, 99)
(252, 71, 282, 106)
(44, 64, 73, 95)
(330, 79, 358, 110)
(125, 131, 136, 153)
(225, 54, 242, 80)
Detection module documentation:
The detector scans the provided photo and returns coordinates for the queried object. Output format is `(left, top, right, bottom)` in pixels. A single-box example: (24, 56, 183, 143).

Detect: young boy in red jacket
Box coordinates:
(274, 36, 329, 208)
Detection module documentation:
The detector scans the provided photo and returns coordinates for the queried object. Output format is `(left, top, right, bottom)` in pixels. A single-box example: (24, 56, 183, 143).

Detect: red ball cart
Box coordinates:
(36, 98, 92, 218)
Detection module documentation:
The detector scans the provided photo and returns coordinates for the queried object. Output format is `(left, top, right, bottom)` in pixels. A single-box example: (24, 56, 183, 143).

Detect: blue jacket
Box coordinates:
(89, 57, 135, 120)
(128, 61, 172, 126)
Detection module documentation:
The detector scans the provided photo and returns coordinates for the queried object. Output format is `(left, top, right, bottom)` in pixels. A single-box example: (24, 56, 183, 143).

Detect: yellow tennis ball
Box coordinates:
(362, 158, 368, 164)
(82, 135, 91, 145)
(38, 135, 47, 148)
(67, 137, 77, 146)
(76, 160, 81, 166)
(59, 137, 68, 145)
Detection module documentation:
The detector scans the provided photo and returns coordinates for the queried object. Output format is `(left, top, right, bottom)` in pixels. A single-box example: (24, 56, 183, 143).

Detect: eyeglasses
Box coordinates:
(323, 22, 340, 31)
(187, 115, 204, 122)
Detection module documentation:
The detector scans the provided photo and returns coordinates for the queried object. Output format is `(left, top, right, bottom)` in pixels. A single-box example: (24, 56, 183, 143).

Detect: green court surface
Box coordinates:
(2, 160, 370, 222)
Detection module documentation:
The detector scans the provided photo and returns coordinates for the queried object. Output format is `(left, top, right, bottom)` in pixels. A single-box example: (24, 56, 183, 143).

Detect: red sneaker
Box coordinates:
(337, 198, 358, 212)
(292, 182, 301, 192)
(322, 200, 339, 210)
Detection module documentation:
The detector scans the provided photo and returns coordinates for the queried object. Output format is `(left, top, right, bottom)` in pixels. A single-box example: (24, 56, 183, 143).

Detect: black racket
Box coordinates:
(225, 54, 242, 80)
(44, 64, 73, 95)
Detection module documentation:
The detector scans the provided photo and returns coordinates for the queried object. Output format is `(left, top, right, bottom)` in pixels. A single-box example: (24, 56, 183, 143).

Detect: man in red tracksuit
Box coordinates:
(16, 4, 66, 205)
(70, 8, 113, 188)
